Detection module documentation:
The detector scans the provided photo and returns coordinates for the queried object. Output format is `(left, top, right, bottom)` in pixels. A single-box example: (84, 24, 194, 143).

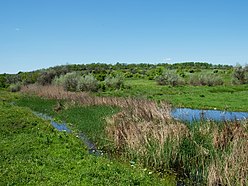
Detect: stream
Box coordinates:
(33, 112, 103, 156)
(33, 107, 248, 155)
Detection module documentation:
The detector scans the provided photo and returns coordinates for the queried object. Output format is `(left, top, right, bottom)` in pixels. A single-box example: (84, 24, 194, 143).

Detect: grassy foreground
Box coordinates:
(0, 91, 175, 185)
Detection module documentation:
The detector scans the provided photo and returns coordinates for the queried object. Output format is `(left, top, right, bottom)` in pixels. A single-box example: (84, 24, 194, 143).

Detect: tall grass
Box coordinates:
(106, 107, 248, 185)
(21, 85, 171, 115)
(104, 97, 248, 185)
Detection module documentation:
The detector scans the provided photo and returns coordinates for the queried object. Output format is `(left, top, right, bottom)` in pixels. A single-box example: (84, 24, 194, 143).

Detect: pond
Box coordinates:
(171, 108, 248, 122)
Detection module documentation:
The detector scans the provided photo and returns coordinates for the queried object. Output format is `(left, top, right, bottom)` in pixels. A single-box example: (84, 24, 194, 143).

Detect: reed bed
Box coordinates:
(21, 85, 171, 119)
(107, 110, 248, 185)
(21, 84, 248, 185)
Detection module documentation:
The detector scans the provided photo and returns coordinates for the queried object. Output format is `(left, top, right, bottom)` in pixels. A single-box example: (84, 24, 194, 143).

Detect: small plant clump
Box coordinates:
(37, 70, 57, 85)
(104, 75, 124, 90)
(77, 74, 99, 92)
(156, 71, 184, 86)
(232, 64, 248, 84)
(189, 73, 223, 86)
(9, 83, 21, 92)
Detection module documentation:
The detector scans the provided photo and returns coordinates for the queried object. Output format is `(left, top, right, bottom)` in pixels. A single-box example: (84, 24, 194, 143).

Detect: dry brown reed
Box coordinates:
(106, 110, 248, 185)
(208, 120, 248, 186)
(105, 110, 188, 153)
(21, 85, 171, 118)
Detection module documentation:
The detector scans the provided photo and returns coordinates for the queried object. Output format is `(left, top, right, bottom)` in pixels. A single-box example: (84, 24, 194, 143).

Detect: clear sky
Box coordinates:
(0, 0, 248, 73)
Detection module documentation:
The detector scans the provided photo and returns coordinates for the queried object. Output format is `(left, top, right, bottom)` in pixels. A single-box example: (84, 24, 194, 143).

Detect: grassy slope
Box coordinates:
(0, 91, 175, 185)
(99, 79, 248, 111)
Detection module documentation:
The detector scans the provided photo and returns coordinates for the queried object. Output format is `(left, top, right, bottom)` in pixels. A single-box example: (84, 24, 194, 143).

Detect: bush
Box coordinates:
(9, 83, 21, 92)
(124, 72, 133, 78)
(52, 73, 100, 92)
(52, 72, 81, 91)
(104, 75, 124, 90)
(189, 73, 223, 86)
(156, 71, 184, 86)
(52, 76, 65, 86)
(232, 65, 248, 84)
(77, 74, 99, 92)
(63, 72, 81, 91)
(95, 73, 106, 81)
(0, 75, 8, 88)
(37, 70, 56, 85)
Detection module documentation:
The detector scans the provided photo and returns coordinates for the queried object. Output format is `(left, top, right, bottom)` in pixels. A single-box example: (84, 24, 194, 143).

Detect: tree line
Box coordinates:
(1, 62, 247, 91)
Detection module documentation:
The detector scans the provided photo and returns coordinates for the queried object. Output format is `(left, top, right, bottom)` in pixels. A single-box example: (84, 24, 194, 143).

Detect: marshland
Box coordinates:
(1, 62, 248, 185)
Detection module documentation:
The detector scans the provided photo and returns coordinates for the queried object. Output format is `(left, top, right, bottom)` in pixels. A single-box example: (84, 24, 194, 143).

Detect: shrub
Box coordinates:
(104, 75, 124, 90)
(37, 70, 56, 85)
(52, 73, 99, 92)
(52, 75, 65, 86)
(156, 71, 184, 86)
(232, 65, 248, 84)
(95, 73, 107, 81)
(52, 72, 81, 91)
(9, 83, 21, 92)
(0, 75, 8, 88)
(189, 73, 223, 86)
(63, 72, 81, 91)
(77, 74, 99, 92)
(124, 72, 133, 78)
(208, 75, 224, 86)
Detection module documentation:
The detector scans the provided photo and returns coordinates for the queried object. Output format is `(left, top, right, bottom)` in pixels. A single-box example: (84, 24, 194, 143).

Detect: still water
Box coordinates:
(171, 108, 248, 122)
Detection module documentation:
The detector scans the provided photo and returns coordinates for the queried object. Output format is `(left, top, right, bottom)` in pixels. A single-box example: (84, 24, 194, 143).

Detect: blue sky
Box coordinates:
(0, 0, 248, 73)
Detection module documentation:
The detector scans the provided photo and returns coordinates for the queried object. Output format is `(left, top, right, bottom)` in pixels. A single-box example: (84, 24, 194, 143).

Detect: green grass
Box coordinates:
(57, 105, 119, 147)
(98, 79, 248, 111)
(14, 95, 120, 147)
(14, 95, 58, 116)
(0, 91, 175, 185)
